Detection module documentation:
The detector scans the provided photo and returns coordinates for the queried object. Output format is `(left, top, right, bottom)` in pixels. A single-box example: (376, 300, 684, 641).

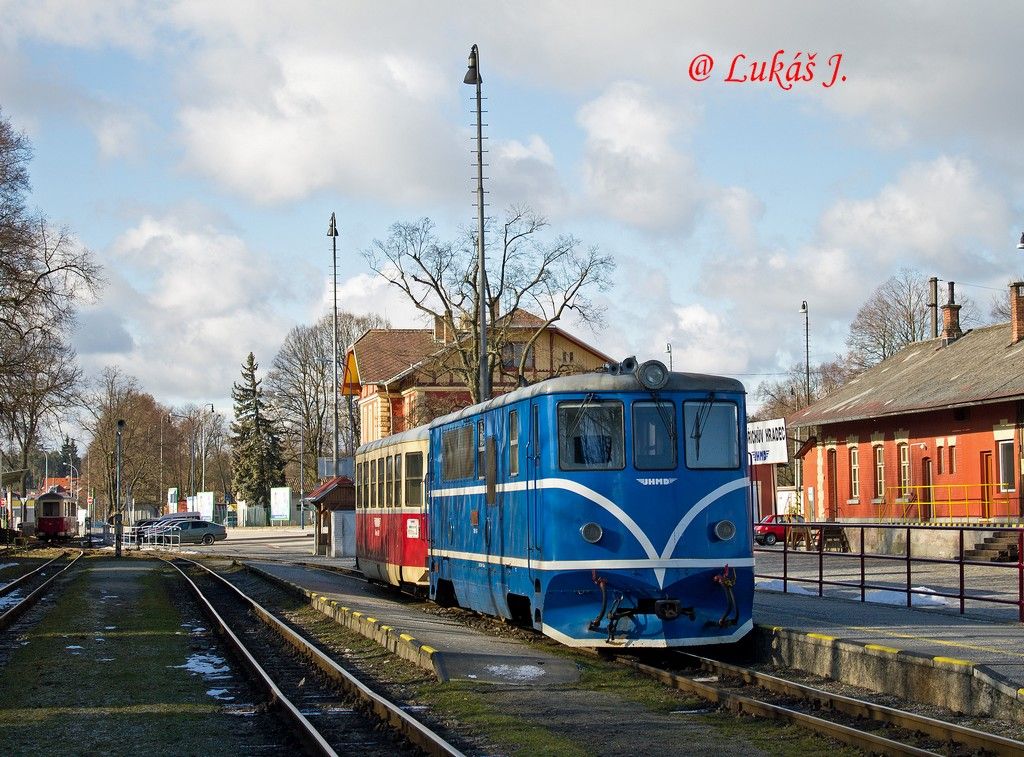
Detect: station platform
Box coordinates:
(238, 556, 1024, 721)
(754, 587, 1024, 721)
(243, 560, 580, 687)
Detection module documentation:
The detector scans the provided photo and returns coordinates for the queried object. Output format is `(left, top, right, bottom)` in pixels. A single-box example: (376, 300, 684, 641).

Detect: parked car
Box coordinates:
(170, 519, 227, 545)
(754, 513, 805, 546)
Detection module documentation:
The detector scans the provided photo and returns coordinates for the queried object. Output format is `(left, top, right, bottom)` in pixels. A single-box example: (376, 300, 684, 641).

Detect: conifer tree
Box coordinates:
(230, 352, 285, 511)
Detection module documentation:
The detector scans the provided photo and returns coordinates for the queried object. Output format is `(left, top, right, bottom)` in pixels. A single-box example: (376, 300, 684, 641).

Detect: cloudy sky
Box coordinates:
(3, 2, 1023, 415)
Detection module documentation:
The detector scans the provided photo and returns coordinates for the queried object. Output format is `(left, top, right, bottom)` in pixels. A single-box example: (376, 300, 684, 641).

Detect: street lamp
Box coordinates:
(665, 343, 673, 371)
(115, 419, 125, 558)
(465, 43, 489, 402)
(799, 300, 810, 405)
(201, 403, 214, 492)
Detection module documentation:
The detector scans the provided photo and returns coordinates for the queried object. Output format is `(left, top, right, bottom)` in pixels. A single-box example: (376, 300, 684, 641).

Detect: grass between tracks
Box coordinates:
(0, 556, 279, 756)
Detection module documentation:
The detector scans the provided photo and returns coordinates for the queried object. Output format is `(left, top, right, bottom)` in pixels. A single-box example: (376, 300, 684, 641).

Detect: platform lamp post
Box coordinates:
(465, 44, 490, 402)
(797, 300, 810, 520)
(114, 419, 125, 558)
(328, 212, 340, 476)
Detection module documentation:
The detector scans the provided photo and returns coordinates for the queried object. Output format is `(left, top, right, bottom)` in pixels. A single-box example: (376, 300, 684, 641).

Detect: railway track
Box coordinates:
(0, 550, 82, 631)
(167, 557, 463, 757)
(622, 651, 1024, 756)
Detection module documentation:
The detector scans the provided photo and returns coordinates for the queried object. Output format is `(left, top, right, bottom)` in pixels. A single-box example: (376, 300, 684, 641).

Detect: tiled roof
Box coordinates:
(496, 308, 548, 328)
(791, 323, 1024, 428)
(305, 476, 353, 503)
(351, 329, 439, 384)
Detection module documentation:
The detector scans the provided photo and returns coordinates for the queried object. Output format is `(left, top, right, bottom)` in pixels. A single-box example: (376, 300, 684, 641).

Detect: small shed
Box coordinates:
(306, 476, 354, 556)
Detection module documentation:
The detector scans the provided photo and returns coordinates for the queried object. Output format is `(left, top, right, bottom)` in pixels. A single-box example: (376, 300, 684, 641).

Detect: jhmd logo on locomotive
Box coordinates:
(636, 478, 678, 486)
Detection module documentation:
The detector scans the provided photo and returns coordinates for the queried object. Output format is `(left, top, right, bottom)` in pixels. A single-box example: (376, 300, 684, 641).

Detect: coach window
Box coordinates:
(633, 401, 676, 470)
(393, 453, 403, 506)
(682, 400, 739, 469)
(999, 440, 1016, 493)
(369, 459, 377, 507)
(405, 452, 424, 506)
(355, 462, 362, 507)
(557, 400, 625, 470)
(385, 455, 394, 507)
(509, 410, 520, 477)
(477, 420, 486, 479)
(442, 425, 475, 481)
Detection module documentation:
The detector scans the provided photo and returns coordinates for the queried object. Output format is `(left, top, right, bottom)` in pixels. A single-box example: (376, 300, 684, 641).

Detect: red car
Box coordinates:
(754, 513, 804, 546)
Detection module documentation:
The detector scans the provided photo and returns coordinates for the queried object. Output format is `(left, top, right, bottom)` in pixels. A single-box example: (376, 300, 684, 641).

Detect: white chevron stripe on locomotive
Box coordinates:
(431, 476, 749, 587)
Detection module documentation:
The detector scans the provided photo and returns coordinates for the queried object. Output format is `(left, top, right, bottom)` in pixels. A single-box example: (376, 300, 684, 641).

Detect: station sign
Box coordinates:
(747, 418, 789, 464)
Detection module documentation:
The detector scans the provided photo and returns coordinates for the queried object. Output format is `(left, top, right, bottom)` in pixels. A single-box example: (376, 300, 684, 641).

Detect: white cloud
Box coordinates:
(177, 46, 464, 205)
(577, 82, 705, 233)
(489, 135, 567, 217)
(75, 215, 294, 404)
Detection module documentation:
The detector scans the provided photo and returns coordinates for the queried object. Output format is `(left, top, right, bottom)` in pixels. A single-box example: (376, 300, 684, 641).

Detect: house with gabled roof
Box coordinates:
(342, 309, 614, 444)
(789, 282, 1024, 531)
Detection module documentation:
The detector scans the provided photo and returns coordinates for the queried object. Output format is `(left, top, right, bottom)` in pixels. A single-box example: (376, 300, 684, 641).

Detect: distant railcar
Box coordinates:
(356, 360, 753, 649)
(35, 489, 79, 541)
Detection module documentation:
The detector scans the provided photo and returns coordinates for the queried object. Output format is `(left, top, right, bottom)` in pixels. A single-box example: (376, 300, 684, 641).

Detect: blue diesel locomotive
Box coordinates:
(423, 359, 753, 648)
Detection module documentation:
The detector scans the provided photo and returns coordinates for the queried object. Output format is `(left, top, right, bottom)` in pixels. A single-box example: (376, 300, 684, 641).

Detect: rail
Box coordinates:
(754, 520, 1024, 622)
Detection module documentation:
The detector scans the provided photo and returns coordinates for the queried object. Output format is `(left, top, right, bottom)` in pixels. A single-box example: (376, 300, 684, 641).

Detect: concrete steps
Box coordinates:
(963, 532, 1020, 562)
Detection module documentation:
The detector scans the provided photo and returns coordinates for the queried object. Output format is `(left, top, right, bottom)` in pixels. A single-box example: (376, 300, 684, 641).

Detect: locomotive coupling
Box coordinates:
(654, 599, 682, 620)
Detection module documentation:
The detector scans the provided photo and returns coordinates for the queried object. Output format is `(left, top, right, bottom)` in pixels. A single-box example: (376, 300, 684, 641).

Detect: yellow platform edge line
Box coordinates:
(865, 644, 901, 654)
(933, 656, 973, 667)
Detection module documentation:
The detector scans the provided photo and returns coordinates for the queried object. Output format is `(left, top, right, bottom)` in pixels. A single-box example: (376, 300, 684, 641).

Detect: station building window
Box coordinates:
(848, 446, 859, 498)
(999, 440, 1016, 493)
(898, 443, 910, 497)
(873, 446, 885, 500)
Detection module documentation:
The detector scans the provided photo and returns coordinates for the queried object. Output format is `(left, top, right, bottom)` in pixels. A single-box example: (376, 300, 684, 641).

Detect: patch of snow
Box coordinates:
(104, 626, 116, 630)
(755, 579, 816, 596)
(0, 563, 19, 571)
(0, 591, 24, 610)
(172, 651, 232, 681)
(484, 664, 547, 682)
(206, 688, 235, 700)
(866, 586, 951, 608)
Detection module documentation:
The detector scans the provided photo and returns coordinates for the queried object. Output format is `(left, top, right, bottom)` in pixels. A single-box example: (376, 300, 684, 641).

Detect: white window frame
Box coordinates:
(848, 446, 859, 498)
(998, 440, 1016, 493)
(898, 443, 910, 497)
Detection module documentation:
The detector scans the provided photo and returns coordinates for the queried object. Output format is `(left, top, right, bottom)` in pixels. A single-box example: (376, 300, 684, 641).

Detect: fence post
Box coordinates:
(860, 526, 866, 603)
(959, 528, 965, 616)
(817, 522, 824, 597)
(905, 526, 912, 609)
(783, 523, 789, 594)
(1018, 528, 1023, 623)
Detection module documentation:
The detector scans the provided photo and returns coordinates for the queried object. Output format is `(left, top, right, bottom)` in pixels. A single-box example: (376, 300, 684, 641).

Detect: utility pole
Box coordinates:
(465, 44, 489, 402)
(328, 212, 340, 476)
(201, 403, 214, 491)
(114, 419, 125, 558)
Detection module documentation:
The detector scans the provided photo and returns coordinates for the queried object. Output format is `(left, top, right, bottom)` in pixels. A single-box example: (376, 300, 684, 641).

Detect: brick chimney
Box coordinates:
(940, 281, 963, 345)
(1011, 281, 1024, 344)
(433, 315, 448, 343)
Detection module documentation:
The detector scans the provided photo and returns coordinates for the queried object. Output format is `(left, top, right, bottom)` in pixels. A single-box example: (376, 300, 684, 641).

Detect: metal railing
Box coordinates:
(123, 526, 180, 550)
(754, 519, 1024, 622)
(879, 483, 1019, 522)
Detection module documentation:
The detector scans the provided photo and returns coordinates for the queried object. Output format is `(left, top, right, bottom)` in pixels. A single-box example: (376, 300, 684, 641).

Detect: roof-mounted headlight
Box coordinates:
(637, 360, 669, 390)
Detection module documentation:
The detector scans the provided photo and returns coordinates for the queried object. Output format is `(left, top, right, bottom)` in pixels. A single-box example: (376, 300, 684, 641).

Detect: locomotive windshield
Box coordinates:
(683, 400, 740, 469)
(632, 401, 676, 470)
(557, 400, 625, 470)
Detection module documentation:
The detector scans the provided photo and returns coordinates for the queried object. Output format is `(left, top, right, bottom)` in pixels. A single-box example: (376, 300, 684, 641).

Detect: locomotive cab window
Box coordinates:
(683, 399, 740, 469)
(557, 400, 625, 470)
(633, 401, 676, 470)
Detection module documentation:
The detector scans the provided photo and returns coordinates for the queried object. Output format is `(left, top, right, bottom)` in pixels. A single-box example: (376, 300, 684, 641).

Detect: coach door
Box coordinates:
(525, 402, 541, 585)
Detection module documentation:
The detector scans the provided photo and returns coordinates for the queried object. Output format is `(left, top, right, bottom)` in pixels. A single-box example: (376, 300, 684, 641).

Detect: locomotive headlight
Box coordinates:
(714, 519, 736, 541)
(637, 360, 669, 390)
(580, 521, 604, 544)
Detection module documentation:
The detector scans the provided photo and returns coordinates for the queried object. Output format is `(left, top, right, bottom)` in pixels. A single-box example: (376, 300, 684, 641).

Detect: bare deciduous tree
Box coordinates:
(365, 205, 614, 403)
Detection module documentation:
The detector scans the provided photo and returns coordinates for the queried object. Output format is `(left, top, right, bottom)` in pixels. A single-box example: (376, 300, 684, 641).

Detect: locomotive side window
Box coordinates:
(442, 425, 474, 481)
(557, 401, 625, 470)
(509, 410, 519, 477)
(405, 452, 423, 506)
(633, 401, 677, 470)
(393, 454, 403, 506)
(683, 400, 740, 469)
(477, 420, 486, 479)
